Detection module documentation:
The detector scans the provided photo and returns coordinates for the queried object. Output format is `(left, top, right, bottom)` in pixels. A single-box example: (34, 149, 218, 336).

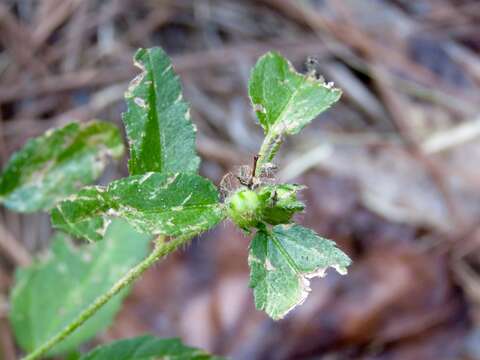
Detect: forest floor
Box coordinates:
(1, 1, 480, 359)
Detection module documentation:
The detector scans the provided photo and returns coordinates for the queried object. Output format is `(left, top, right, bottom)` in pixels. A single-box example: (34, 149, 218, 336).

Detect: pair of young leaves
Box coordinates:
(2, 48, 350, 345)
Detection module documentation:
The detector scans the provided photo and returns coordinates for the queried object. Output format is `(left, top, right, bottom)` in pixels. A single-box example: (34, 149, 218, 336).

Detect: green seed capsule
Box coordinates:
(227, 189, 261, 231)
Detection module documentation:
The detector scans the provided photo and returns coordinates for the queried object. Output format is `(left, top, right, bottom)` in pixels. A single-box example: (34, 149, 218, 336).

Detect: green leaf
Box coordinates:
(50, 186, 111, 242)
(122, 47, 200, 176)
(0, 121, 124, 213)
(249, 51, 341, 136)
(248, 224, 351, 320)
(9, 220, 151, 355)
(80, 335, 225, 360)
(106, 172, 223, 236)
(258, 184, 305, 225)
(52, 172, 224, 241)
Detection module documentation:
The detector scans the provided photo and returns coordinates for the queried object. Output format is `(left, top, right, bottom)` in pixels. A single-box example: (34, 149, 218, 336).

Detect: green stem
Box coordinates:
(22, 235, 190, 360)
(256, 130, 283, 174)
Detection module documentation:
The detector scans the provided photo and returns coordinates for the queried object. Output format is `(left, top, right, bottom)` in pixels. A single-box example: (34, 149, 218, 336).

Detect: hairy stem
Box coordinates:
(22, 234, 190, 360)
(256, 130, 283, 174)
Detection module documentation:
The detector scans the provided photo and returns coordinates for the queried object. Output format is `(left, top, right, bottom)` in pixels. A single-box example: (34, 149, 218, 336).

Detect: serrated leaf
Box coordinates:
(248, 224, 351, 320)
(106, 172, 223, 236)
(52, 172, 224, 241)
(123, 47, 200, 176)
(0, 121, 124, 213)
(249, 51, 341, 136)
(9, 220, 151, 355)
(80, 335, 225, 360)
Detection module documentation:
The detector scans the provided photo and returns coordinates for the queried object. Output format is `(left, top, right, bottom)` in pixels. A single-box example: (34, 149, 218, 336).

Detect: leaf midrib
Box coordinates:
(263, 60, 305, 136)
(262, 228, 302, 318)
(269, 229, 302, 275)
(147, 51, 166, 174)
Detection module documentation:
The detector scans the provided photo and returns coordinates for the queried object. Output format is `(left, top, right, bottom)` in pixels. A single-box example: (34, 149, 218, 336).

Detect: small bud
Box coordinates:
(226, 189, 261, 231)
(258, 184, 305, 225)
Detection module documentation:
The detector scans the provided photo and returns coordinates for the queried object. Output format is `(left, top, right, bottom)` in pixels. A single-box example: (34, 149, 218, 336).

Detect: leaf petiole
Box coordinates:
(255, 130, 283, 174)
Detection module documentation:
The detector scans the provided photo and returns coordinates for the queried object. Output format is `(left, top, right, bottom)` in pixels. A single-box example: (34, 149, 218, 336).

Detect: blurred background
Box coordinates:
(1, 0, 480, 359)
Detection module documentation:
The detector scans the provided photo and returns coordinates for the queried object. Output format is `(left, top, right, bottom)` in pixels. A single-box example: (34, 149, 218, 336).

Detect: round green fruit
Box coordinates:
(226, 189, 261, 230)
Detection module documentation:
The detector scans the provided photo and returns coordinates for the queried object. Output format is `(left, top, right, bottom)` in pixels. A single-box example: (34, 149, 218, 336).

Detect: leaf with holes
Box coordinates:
(249, 51, 341, 136)
(122, 47, 200, 176)
(51, 172, 224, 242)
(80, 335, 225, 360)
(249, 224, 351, 320)
(0, 121, 124, 213)
(9, 220, 151, 355)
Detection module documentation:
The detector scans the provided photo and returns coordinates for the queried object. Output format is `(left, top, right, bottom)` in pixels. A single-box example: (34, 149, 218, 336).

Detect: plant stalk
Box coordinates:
(256, 130, 283, 174)
(22, 235, 189, 360)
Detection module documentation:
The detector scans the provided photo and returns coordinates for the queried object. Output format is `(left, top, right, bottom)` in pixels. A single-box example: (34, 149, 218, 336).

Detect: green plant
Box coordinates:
(2, 47, 351, 359)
